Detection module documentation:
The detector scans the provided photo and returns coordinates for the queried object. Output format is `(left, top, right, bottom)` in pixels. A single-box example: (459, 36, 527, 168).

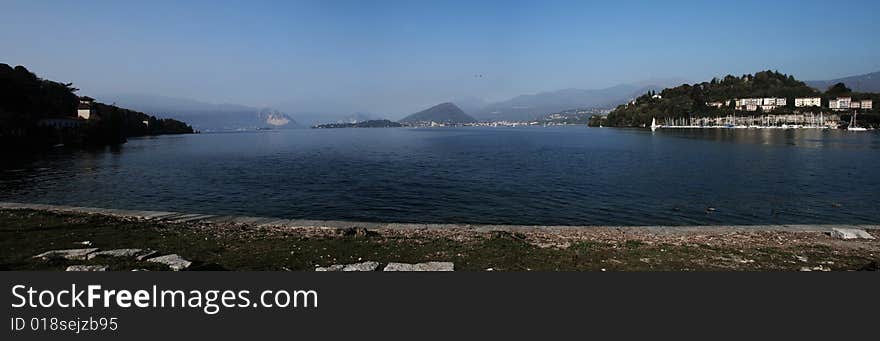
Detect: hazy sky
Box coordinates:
(2, 0, 879, 114)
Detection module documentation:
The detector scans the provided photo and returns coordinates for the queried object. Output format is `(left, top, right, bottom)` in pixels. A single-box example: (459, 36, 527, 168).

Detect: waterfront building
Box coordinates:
(77, 96, 94, 120)
(859, 100, 872, 110)
(829, 97, 851, 111)
(795, 97, 821, 107)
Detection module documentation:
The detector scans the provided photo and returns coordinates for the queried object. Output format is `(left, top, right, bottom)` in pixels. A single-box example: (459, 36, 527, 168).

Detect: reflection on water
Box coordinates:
(653, 128, 880, 149)
(2, 127, 879, 226)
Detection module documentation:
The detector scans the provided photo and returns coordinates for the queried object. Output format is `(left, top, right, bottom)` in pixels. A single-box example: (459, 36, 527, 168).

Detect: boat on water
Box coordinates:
(848, 112, 868, 131)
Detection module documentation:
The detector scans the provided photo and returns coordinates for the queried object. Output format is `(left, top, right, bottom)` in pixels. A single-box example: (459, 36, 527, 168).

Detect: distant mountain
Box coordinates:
(452, 96, 490, 115)
(399, 102, 476, 124)
(473, 79, 686, 121)
(97, 93, 300, 131)
(807, 71, 880, 93)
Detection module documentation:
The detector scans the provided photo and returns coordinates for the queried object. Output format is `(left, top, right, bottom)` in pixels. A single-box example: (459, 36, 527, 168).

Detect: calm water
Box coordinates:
(2, 127, 879, 226)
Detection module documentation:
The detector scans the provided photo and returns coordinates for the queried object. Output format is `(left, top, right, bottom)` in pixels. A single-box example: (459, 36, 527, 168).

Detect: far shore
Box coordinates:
(1, 202, 877, 271)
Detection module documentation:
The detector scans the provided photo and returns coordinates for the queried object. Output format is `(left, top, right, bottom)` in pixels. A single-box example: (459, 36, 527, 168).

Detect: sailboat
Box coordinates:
(650, 117, 660, 131)
(848, 112, 868, 131)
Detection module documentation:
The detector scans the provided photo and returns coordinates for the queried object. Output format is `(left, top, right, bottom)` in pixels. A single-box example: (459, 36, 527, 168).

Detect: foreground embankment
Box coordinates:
(0, 202, 877, 271)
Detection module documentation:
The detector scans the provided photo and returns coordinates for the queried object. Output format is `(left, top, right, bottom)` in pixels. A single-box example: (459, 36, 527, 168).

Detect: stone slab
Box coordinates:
(383, 262, 454, 271)
(33, 248, 99, 261)
(66, 265, 109, 271)
(830, 228, 875, 240)
(316, 261, 379, 272)
(147, 254, 192, 271)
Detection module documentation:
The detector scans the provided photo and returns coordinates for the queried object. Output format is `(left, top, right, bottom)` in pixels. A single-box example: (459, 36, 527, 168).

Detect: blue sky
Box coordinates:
(2, 0, 879, 114)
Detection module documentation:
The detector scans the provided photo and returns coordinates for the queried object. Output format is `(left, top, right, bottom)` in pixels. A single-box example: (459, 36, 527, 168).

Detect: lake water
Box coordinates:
(2, 127, 879, 226)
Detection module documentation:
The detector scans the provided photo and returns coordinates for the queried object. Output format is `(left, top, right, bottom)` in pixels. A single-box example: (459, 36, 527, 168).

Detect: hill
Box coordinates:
(604, 71, 829, 127)
(399, 102, 476, 125)
(313, 119, 402, 129)
(0, 64, 193, 150)
(99, 93, 300, 131)
(807, 71, 880, 93)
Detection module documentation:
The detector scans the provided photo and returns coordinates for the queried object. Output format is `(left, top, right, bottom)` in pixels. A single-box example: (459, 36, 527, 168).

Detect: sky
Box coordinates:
(2, 0, 879, 115)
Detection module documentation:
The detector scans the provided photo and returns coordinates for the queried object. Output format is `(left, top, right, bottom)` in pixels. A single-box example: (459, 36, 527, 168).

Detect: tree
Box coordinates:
(826, 83, 852, 97)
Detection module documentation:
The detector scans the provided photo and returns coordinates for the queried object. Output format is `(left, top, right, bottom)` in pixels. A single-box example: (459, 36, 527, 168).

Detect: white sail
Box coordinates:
(650, 117, 659, 131)
(848, 112, 867, 131)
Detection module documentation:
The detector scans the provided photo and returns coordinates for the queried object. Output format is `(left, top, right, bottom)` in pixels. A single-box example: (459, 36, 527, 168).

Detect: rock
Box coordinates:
(33, 248, 99, 261)
(87, 248, 154, 260)
(147, 254, 192, 271)
(315, 265, 344, 271)
(829, 228, 875, 240)
(795, 255, 808, 263)
(66, 265, 108, 271)
(135, 250, 158, 261)
(383, 262, 454, 271)
(316, 261, 379, 271)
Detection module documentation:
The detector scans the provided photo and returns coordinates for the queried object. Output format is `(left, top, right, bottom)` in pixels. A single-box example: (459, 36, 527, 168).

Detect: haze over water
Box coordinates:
(2, 127, 879, 226)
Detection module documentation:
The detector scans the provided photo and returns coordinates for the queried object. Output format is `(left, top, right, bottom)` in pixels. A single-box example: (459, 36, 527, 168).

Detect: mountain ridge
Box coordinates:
(399, 102, 476, 124)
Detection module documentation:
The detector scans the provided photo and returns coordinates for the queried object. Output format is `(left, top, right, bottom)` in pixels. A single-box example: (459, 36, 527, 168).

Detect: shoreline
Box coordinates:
(1, 202, 878, 271)
(2, 202, 877, 233)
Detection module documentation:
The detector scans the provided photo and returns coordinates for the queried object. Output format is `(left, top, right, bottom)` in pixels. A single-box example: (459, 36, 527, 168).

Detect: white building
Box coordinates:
(829, 97, 851, 111)
(775, 98, 787, 106)
(705, 101, 725, 108)
(77, 97, 94, 120)
(763, 98, 776, 106)
(851, 101, 861, 109)
(794, 97, 822, 107)
(861, 100, 873, 110)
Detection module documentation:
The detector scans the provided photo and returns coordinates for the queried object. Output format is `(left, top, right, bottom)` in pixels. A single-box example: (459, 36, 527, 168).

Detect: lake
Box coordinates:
(2, 127, 878, 226)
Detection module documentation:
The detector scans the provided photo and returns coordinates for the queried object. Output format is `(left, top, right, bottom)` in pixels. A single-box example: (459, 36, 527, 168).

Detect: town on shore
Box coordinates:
(314, 71, 880, 131)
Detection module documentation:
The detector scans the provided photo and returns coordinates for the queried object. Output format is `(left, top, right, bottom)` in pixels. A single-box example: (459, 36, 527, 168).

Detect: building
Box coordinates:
(775, 98, 787, 106)
(851, 101, 861, 109)
(652, 94, 662, 99)
(746, 104, 758, 112)
(794, 97, 821, 107)
(705, 101, 725, 108)
(77, 96, 94, 120)
(861, 100, 873, 110)
(829, 97, 851, 111)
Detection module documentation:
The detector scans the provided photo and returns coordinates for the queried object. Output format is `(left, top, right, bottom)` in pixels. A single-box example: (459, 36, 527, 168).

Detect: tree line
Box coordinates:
(602, 70, 879, 128)
(0, 64, 194, 151)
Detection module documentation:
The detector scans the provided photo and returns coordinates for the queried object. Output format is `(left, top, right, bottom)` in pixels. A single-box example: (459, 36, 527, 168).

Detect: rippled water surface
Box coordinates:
(2, 127, 879, 226)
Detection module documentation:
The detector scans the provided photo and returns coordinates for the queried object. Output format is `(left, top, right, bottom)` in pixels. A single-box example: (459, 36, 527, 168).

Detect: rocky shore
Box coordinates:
(0, 203, 877, 271)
